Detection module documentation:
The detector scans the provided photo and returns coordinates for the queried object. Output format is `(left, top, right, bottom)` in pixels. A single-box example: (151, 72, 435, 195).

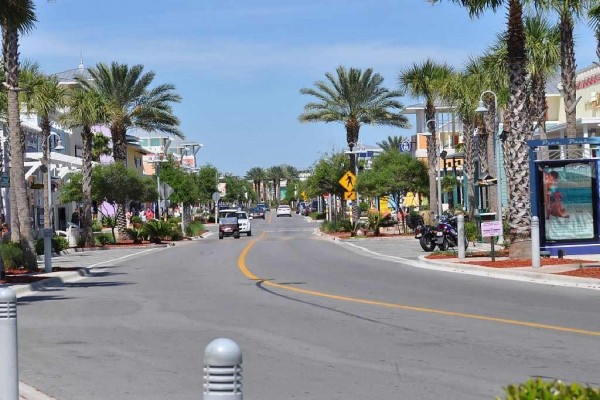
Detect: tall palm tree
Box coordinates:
(376, 135, 409, 153)
(299, 66, 410, 175)
(20, 64, 67, 230)
(266, 165, 285, 202)
(537, 0, 592, 138)
(245, 166, 265, 201)
(299, 66, 409, 222)
(78, 62, 183, 162)
(399, 59, 454, 218)
(78, 62, 182, 237)
(441, 0, 534, 251)
(59, 87, 107, 246)
(281, 164, 299, 181)
(1, 0, 38, 269)
(443, 65, 490, 219)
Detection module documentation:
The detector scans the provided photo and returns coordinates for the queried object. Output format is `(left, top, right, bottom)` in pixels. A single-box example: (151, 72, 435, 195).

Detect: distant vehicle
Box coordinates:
(219, 216, 240, 239)
(236, 210, 251, 236)
(296, 202, 307, 214)
(276, 204, 292, 217)
(250, 207, 266, 220)
(257, 203, 270, 212)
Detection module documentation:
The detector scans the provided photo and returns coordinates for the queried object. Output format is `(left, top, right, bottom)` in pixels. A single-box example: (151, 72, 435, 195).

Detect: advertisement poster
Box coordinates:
(542, 163, 595, 240)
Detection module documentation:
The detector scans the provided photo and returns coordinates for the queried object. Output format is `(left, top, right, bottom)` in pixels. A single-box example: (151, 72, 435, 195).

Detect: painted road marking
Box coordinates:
(237, 234, 600, 337)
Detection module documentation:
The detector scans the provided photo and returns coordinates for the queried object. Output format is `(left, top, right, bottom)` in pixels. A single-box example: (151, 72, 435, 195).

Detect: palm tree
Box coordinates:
(281, 164, 299, 181)
(59, 87, 107, 247)
(20, 64, 67, 231)
(300, 66, 409, 221)
(91, 132, 111, 162)
(245, 167, 265, 201)
(78, 62, 182, 237)
(299, 66, 409, 175)
(376, 135, 409, 153)
(441, 0, 534, 250)
(0, 0, 38, 269)
(536, 0, 592, 138)
(443, 65, 489, 219)
(399, 59, 454, 218)
(266, 165, 285, 202)
(78, 62, 183, 162)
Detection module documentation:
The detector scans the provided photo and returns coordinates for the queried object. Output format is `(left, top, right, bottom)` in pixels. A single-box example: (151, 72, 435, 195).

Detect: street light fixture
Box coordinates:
(422, 119, 443, 219)
(475, 90, 504, 245)
(44, 132, 64, 273)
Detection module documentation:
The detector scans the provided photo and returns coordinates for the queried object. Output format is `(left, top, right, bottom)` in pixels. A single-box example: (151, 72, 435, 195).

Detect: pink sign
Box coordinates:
(481, 221, 502, 237)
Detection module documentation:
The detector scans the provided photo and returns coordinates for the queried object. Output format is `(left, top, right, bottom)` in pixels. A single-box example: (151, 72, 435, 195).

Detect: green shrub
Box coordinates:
(91, 219, 103, 232)
(125, 228, 145, 244)
(52, 236, 69, 252)
(498, 379, 600, 400)
(142, 220, 173, 243)
(95, 233, 112, 246)
(130, 215, 142, 224)
(0, 242, 24, 269)
(464, 221, 478, 244)
(185, 221, 204, 237)
(310, 212, 326, 220)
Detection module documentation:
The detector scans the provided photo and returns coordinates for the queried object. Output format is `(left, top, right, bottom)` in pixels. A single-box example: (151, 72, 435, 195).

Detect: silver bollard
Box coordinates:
(457, 214, 465, 259)
(0, 287, 19, 400)
(44, 228, 53, 273)
(203, 338, 242, 400)
(531, 216, 541, 268)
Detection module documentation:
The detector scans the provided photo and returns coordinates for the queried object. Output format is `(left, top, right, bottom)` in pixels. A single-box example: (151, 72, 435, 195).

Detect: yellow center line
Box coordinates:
(237, 234, 600, 337)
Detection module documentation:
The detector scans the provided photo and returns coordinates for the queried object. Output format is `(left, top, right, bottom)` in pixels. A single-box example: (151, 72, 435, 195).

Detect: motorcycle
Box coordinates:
(434, 214, 468, 251)
(415, 220, 439, 252)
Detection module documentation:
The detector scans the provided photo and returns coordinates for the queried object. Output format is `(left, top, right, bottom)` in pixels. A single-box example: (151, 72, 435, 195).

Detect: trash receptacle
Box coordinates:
(66, 222, 79, 247)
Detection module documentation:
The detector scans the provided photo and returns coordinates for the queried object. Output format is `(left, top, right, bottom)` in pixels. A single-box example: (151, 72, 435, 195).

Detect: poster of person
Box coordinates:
(542, 163, 595, 241)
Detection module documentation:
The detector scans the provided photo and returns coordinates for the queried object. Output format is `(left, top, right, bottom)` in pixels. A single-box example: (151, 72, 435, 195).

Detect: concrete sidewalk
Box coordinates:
(320, 231, 600, 291)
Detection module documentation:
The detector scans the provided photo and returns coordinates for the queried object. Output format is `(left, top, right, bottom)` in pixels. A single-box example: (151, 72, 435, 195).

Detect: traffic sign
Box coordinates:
(211, 191, 221, 202)
(344, 191, 356, 201)
(339, 170, 357, 191)
(159, 183, 174, 200)
(400, 141, 411, 152)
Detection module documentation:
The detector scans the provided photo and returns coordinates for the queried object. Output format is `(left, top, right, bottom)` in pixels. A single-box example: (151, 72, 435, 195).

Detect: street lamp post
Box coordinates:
(476, 90, 504, 245)
(423, 119, 443, 219)
(44, 133, 64, 273)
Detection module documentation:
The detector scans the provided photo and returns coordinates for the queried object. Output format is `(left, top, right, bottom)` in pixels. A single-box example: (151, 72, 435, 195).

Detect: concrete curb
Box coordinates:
(19, 382, 59, 400)
(417, 256, 600, 291)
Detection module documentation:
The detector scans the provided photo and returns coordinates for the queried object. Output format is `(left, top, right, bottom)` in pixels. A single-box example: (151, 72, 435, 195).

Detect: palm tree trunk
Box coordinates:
(3, 25, 37, 270)
(505, 0, 533, 249)
(81, 126, 94, 246)
(345, 121, 360, 223)
(111, 127, 128, 163)
(462, 122, 477, 220)
(560, 15, 577, 139)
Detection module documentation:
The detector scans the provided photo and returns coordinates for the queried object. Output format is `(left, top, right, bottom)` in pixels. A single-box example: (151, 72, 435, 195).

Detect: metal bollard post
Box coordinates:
(457, 214, 465, 259)
(44, 228, 53, 273)
(0, 287, 19, 400)
(203, 338, 242, 400)
(531, 216, 540, 268)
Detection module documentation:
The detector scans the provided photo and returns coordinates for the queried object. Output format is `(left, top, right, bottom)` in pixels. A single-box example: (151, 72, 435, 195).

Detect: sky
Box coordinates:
(20, 0, 598, 176)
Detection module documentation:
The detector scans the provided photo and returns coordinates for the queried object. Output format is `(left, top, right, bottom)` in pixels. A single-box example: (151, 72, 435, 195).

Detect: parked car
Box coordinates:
(276, 204, 292, 217)
(219, 216, 240, 239)
(250, 207, 266, 220)
(296, 202, 307, 214)
(257, 203, 270, 212)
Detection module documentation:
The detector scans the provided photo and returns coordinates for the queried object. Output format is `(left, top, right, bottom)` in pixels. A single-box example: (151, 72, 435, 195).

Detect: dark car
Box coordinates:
(219, 216, 240, 239)
(250, 207, 266, 220)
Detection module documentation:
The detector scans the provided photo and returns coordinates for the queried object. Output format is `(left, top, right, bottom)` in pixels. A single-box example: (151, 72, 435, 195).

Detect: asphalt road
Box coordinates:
(16, 212, 600, 399)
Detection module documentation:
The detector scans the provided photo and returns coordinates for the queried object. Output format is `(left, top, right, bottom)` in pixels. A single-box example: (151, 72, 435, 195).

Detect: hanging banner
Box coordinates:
(542, 163, 595, 241)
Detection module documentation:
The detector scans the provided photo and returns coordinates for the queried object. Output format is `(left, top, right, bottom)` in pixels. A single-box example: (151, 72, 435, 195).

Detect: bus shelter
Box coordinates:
(528, 137, 600, 256)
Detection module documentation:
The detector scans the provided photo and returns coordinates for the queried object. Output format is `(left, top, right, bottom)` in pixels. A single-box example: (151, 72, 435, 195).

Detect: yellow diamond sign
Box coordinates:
(339, 170, 357, 191)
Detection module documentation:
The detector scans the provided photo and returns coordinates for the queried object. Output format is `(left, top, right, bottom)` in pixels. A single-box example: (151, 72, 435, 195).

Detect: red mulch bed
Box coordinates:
(460, 258, 595, 268)
(557, 268, 600, 278)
